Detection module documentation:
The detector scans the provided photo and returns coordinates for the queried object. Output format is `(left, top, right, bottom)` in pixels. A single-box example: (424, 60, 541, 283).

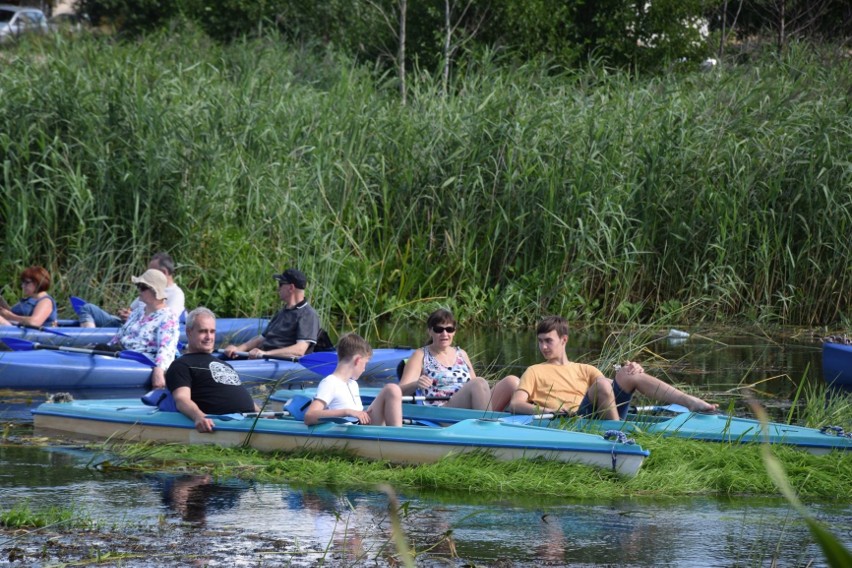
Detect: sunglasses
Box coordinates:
(21, 279, 34, 285)
(432, 325, 456, 334)
(136, 283, 152, 292)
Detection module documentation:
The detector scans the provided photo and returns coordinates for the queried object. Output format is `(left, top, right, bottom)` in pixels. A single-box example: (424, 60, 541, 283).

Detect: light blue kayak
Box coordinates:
(823, 341, 852, 389)
(31, 398, 650, 476)
(0, 347, 412, 390)
(0, 317, 268, 347)
(272, 387, 852, 455)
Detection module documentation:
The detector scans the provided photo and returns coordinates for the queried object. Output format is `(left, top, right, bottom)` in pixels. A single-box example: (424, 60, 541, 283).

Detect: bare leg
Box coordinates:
(585, 378, 621, 420)
(487, 375, 520, 412)
(615, 363, 717, 413)
(367, 383, 403, 426)
(446, 377, 491, 410)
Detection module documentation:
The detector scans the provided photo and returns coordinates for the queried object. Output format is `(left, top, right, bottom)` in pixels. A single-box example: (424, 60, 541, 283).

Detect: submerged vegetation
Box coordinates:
(1, 32, 850, 330)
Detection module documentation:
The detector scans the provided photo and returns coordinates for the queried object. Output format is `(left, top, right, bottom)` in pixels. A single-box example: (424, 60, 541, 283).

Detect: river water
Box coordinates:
(1, 325, 850, 566)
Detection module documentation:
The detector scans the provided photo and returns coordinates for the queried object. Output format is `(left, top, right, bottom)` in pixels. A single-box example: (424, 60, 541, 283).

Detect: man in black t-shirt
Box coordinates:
(223, 267, 320, 360)
(166, 307, 259, 433)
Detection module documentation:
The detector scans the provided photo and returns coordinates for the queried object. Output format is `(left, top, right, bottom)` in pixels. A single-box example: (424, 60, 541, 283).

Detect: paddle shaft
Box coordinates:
(1, 337, 156, 366)
(216, 349, 299, 363)
(15, 323, 71, 337)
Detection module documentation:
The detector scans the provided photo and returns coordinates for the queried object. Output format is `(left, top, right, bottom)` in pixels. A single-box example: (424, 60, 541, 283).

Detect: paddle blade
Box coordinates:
(1, 337, 37, 351)
(70, 296, 87, 315)
(119, 351, 157, 367)
(299, 352, 339, 377)
(498, 414, 535, 425)
(283, 395, 314, 420)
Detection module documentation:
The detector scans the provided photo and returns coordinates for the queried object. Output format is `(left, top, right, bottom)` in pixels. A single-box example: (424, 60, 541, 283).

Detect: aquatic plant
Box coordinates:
(0, 502, 90, 529)
(0, 34, 850, 327)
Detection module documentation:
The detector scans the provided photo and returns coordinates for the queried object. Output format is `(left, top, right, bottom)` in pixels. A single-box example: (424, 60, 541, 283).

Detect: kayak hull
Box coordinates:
(0, 318, 268, 348)
(0, 348, 412, 390)
(32, 398, 649, 476)
(823, 342, 852, 389)
(272, 388, 852, 454)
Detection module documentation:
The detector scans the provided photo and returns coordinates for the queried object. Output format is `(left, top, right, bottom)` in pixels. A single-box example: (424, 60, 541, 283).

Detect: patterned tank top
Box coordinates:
(421, 346, 472, 405)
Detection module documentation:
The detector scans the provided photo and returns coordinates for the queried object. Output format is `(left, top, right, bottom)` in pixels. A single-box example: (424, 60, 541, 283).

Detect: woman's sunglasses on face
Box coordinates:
(136, 284, 152, 293)
(432, 325, 456, 334)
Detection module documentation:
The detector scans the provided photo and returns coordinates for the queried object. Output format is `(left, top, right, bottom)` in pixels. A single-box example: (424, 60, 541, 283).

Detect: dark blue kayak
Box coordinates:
(823, 342, 852, 389)
(0, 348, 412, 390)
(0, 317, 268, 347)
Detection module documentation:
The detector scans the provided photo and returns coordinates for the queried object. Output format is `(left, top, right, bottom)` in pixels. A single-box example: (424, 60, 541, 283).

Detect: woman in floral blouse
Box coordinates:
(109, 268, 179, 389)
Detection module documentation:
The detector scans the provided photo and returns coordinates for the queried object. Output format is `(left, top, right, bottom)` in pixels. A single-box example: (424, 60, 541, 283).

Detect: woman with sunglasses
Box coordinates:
(0, 266, 59, 328)
(399, 308, 517, 411)
(106, 269, 179, 389)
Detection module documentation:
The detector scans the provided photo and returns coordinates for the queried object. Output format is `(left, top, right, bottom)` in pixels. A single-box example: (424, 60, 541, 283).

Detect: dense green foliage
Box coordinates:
(1, 32, 850, 329)
(76, 0, 718, 70)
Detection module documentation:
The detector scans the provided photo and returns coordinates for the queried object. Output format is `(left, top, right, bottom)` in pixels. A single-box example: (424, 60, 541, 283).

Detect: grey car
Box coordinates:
(0, 4, 49, 42)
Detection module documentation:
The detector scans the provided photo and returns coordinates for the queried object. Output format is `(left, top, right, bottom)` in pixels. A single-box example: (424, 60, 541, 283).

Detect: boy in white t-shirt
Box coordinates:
(304, 333, 402, 426)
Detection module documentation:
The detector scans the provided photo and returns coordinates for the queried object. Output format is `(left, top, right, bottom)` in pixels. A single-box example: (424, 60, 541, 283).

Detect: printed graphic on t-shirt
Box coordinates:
(210, 361, 242, 386)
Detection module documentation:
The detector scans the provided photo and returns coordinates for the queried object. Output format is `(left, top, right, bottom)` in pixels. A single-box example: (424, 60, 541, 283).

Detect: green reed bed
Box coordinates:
(1, 32, 850, 328)
(100, 434, 852, 500)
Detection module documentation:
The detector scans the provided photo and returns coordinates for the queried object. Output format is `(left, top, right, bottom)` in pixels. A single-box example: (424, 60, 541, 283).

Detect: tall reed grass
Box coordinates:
(1, 31, 850, 328)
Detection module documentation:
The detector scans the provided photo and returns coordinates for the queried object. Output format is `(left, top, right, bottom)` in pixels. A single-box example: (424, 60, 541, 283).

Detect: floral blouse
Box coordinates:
(109, 306, 179, 370)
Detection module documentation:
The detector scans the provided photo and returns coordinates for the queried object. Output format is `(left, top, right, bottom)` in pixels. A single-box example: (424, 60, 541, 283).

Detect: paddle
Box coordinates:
(70, 296, 87, 316)
(2, 337, 156, 366)
(14, 322, 72, 338)
(498, 412, 564, 425)
(401, 395, 451, 402)
(215, 350, 339, 377)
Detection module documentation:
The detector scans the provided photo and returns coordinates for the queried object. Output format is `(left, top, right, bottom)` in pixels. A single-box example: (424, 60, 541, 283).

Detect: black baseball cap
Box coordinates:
(273, 268, 307, 289)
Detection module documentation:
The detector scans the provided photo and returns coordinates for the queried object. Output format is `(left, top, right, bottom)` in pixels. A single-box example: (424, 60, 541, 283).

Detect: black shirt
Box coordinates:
(261, 300, 320, 350)
(166, 352, 256, 414)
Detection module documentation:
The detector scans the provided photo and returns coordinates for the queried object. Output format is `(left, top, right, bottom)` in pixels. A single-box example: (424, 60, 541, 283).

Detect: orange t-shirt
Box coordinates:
(517, 362, 604, 412)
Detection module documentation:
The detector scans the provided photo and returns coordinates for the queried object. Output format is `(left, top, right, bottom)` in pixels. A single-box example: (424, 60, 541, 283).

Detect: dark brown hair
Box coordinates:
(21, 266, 51, 293)
(536, 315, 570, 338)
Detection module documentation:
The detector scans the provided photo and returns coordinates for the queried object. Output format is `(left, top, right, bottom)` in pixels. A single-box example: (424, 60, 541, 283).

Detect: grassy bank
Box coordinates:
(1, 31, 850, 328)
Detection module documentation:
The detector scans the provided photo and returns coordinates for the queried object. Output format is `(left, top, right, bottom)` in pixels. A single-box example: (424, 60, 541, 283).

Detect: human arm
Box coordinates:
(256, 340, 310, 359)
(398, 349, 432, 395)
(506, 388, 549, 414)
(172, 386, 215, 433)
(459, 348, 477, 380)
(151, 314, 179, 389)
(0, 296, 55, 327)
(303, 398, 370, 426)
(223, 336, 264, 358)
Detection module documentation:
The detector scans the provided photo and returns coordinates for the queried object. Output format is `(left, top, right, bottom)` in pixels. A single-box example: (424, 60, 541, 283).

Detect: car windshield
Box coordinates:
(0, 9, 16, 23)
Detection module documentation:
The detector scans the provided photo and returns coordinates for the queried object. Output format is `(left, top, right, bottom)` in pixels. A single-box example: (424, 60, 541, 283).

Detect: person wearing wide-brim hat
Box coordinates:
(223, 267, 320, 360)
(107, 268, 180, 389)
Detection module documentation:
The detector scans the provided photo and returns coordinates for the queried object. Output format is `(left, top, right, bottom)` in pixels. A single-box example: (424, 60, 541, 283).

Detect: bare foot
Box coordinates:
(686, 397, 718, 414)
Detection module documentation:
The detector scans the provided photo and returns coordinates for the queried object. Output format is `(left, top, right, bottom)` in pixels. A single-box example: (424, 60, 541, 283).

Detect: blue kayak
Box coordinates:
(271, 387, 852, 455)
(823, 341, 852, 389)
(0, 317, 268, 347)
(0, 347, 412, 390)
(32, 398, 650, 476)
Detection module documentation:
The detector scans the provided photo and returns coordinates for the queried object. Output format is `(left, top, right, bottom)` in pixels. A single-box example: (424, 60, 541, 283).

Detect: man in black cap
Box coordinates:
(223, 267, 320, 359)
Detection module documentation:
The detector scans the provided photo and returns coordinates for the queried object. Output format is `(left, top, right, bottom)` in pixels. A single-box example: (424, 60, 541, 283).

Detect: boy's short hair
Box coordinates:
(336, 332, 372, 362)
(536, 316, 570, 338)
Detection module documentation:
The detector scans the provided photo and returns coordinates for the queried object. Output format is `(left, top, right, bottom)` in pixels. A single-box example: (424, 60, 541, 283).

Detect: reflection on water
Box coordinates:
(0, 445, 849, 566)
